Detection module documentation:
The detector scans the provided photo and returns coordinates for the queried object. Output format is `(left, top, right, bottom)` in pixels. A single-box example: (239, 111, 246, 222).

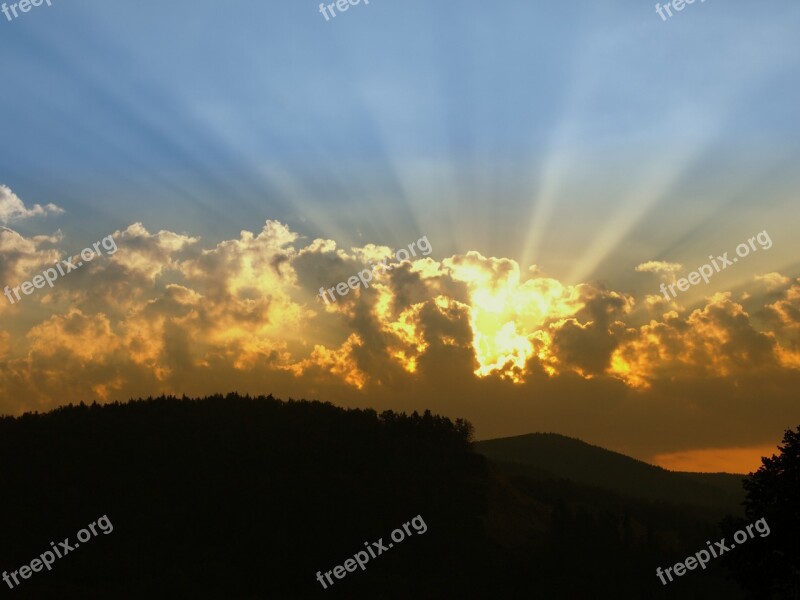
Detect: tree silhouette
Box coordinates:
(723, 425, 800, 599)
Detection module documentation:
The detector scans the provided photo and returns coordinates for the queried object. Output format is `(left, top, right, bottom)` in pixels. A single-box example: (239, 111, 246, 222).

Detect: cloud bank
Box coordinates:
(1, 219, 798, 466)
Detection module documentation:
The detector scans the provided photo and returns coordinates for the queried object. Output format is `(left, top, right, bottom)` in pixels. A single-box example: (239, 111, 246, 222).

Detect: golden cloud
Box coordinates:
(635, 260, 683, 274)
(0, 221, 798, 426)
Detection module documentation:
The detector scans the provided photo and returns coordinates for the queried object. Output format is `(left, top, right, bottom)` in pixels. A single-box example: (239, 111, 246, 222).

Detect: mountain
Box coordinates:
(475, 433, 745, 512)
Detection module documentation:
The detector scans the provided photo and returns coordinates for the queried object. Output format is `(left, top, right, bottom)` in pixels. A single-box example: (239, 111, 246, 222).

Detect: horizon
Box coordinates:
(0, 392, 770, 475)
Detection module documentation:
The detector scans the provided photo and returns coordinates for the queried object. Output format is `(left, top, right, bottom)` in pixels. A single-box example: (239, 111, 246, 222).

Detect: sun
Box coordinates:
(445, 252, 582, 381)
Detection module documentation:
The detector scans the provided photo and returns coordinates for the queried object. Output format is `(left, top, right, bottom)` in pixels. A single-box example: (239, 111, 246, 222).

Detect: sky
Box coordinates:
(1, 0, 799, 473)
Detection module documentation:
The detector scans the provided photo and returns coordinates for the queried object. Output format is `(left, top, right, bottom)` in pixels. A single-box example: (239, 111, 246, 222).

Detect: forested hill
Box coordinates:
(0, 395, 747, 599)
(0, 395, 492, 599)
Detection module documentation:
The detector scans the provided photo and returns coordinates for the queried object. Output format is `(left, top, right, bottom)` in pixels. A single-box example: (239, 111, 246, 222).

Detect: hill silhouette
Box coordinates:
(475, 433, 745, 513)
(0, 394, 750, 599)
(0, 394, 492, 599)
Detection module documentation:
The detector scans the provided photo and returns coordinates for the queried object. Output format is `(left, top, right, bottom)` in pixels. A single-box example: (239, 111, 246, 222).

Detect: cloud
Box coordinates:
(609, 292, 782, 388)
(755, 272, 792, 291)
(548, 286, 633, 377)
(0, 226, 62, 313)
(758, 279, 800, 368)
(0, 185, 64, 224)
(1, 220, 799, 464)
(635, 260, 683, 274)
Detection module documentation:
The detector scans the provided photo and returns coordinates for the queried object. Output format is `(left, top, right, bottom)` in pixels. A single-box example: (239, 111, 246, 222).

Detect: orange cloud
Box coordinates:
(609, 292, 783, 388)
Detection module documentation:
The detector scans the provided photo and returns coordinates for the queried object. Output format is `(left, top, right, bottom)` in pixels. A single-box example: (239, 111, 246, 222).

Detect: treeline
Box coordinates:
(0, 394, 492, 599)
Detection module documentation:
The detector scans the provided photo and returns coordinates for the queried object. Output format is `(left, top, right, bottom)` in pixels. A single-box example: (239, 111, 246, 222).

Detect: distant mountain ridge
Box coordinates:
(475, 433, 745, 512)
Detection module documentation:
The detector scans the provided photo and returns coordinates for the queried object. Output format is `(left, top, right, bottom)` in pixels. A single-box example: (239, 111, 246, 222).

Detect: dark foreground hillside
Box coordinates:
(0, 395, 491, 599)
(0, 394, 750, 599)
